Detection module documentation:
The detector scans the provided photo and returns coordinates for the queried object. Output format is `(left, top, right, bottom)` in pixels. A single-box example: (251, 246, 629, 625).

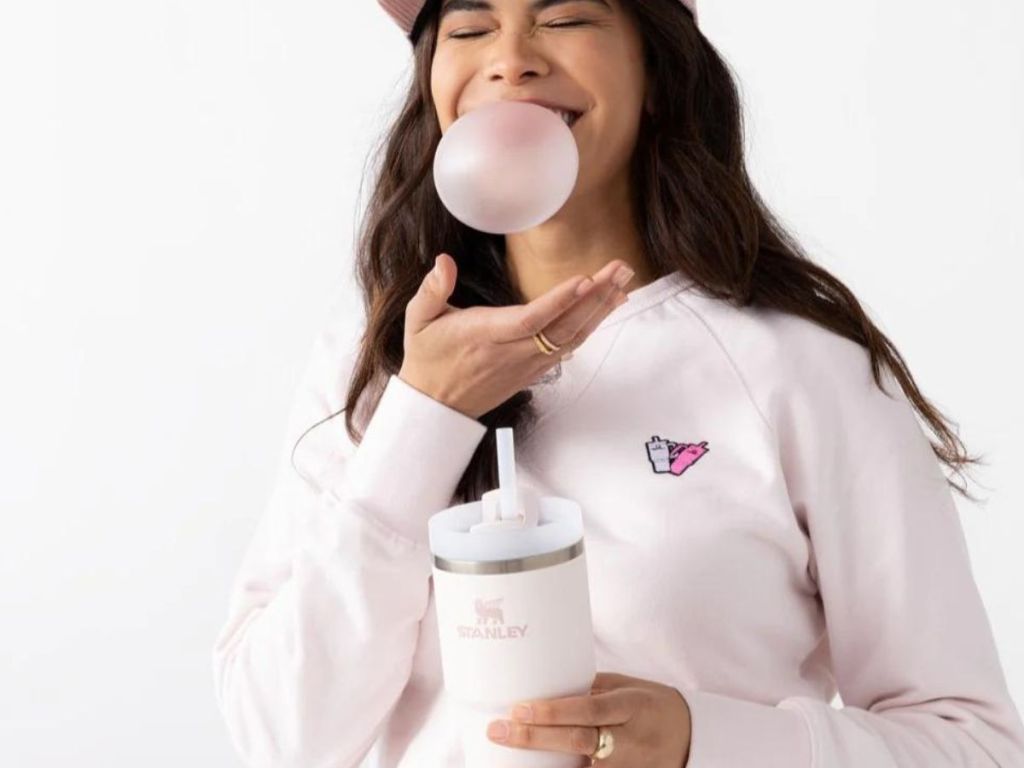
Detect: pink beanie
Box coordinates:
(378, 0, 698, 41)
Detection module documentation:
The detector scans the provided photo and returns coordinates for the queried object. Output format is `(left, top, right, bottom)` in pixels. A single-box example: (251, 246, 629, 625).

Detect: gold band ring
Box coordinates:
(588, 726, 615, 762)
(533, 331, 574, 361)
(534, 330, 560, 353)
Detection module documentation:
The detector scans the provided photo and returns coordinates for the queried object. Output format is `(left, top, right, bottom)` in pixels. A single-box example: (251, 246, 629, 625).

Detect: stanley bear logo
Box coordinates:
(457, 597, 528, 640)
(475, 597, 504, 625)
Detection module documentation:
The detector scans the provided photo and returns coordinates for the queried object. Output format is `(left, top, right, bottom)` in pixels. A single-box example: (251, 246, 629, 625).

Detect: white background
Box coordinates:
(2, 1, 1021, 765)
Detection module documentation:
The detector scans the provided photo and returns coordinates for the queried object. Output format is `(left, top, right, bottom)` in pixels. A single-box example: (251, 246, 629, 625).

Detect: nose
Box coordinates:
(483, 30, 552, 85)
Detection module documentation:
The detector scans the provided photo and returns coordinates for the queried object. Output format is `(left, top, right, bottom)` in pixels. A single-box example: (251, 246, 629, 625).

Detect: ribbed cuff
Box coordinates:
(681, 688, 812, 768)
(334, 374, 488, 547)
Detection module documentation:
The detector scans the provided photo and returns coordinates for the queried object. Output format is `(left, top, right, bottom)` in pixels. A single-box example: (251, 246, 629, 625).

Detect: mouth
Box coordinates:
(459, 102, 585, 128)
(550, 107, 584, 129)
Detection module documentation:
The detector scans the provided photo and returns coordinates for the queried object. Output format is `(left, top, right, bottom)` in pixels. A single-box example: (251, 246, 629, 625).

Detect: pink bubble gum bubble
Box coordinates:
(433, 100, 580, 235)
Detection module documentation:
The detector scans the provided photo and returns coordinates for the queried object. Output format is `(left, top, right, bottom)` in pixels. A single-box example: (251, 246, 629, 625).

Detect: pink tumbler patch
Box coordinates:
(645, 435, 709, 476)
(669, 441, 709, 475)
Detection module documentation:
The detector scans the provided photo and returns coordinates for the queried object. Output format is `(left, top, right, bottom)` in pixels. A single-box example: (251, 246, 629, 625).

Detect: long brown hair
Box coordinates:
(292, 0, 984, 506)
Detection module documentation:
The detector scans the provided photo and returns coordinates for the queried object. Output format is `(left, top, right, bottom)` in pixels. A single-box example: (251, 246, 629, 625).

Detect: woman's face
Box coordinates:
(430, 0, 651, 199)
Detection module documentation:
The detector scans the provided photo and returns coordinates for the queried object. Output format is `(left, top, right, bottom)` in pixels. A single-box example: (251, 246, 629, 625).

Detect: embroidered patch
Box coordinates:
(645, 435, 709, 476)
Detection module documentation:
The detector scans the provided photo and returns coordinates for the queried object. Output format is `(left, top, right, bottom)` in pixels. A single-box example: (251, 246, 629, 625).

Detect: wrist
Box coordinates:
(398, 368, 482, 422)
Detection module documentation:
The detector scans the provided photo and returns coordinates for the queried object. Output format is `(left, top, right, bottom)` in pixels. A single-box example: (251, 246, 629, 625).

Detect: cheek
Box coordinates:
(430, 60, 459, 131)
(569, 49, 644, 131)
(591, 61, 644, 113)
(574, 33, 646, 103)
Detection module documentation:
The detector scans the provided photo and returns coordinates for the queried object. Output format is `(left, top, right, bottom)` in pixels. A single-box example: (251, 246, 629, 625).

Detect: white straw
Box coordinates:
(496, 427, 518, 521)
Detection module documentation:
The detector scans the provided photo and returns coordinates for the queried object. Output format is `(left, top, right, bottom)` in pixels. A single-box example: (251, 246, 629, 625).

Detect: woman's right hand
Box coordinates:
(398, 253, 635, 420)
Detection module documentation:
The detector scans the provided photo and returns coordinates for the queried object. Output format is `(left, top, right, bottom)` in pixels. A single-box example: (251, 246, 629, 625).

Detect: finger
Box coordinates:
(502, 285, 616, 376)
(537, 259, 632, 348)
(488, 720, 603, 756)
(405, 253, 456, 335)
(508, 688, 637, 727)
(543, 276, 627, 349)
(509, 336, 572, 386)
(506, 264, 629, 359)
(490, 272, 595, 344)
(593, 671, 663, 696)
(577, 258, 628, 290)
(490, 259, 630, 344)
(592, 671, 651, 690)
(567, 258, 631, 324)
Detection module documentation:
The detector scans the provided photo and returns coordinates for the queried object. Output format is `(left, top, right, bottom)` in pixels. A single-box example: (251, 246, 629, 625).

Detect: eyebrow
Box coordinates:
(439, 0, 612, 22)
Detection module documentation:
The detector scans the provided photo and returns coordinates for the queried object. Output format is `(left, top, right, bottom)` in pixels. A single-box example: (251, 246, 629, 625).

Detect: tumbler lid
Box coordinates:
(428, 495, 583, 565)
(428, 426, 584, 564)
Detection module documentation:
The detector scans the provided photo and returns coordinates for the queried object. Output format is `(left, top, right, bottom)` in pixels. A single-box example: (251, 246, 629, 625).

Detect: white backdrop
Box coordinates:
(2, 1, 1021, 765)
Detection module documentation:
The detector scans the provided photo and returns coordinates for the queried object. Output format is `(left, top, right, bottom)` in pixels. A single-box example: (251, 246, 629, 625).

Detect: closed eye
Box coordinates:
(448, 20, 590, 39)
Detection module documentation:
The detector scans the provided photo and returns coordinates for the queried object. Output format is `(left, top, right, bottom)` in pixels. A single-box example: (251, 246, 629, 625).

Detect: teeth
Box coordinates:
(553, 108, 577, 126)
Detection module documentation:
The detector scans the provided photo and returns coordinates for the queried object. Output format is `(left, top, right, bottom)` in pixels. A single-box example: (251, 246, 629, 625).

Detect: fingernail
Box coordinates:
(487, 721, 509, 741)
(615, 292, 629, 306)
(612, 266, 635, 288)
(512, 704, 532, 722)
(575, 277, 594, 297)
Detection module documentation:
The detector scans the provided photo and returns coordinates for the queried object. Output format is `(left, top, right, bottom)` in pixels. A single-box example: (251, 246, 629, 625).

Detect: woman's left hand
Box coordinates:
(486, 671, 692, 766)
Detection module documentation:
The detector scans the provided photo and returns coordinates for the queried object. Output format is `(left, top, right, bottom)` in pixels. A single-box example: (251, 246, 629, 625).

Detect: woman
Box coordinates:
(212, 0, 1024, 765)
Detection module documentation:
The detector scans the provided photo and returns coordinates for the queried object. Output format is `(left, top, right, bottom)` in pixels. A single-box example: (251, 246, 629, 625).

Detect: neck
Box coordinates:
(504, 171, 657, 303)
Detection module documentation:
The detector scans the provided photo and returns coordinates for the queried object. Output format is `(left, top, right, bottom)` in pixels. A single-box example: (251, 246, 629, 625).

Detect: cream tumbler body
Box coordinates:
(428, 497, 596, 768)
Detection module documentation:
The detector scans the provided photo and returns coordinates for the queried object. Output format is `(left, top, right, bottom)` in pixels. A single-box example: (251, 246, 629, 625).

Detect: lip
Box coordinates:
(462, 98, 585, 122)
(503, 98, 585, 118)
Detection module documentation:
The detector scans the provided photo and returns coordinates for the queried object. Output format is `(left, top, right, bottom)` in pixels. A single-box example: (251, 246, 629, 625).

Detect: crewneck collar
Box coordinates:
(523, 267, 698, 439)
(594, 268, 696, 331)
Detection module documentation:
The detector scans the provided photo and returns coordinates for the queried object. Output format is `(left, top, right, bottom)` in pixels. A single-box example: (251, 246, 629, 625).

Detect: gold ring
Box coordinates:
(534, 330, 576, 361)
(537, 330, 560, 352)
(588, 727, 615, 762)
(532, 332, 554, 355)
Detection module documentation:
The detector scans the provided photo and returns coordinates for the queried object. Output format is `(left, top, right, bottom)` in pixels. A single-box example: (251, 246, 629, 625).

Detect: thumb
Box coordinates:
(406, 253, 455, 334)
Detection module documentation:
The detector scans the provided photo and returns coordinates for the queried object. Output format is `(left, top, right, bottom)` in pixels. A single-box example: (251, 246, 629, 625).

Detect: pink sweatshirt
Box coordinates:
(212, 269, 1024, 767)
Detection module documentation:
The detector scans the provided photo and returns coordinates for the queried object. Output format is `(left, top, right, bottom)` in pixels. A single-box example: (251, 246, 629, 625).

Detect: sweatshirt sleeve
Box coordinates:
(680, 319, 1024, 767)
(211, 295, 488, 767)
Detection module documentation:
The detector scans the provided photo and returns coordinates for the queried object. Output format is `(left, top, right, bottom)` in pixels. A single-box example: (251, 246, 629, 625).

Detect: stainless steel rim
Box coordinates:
(433, 538, 584, 575)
